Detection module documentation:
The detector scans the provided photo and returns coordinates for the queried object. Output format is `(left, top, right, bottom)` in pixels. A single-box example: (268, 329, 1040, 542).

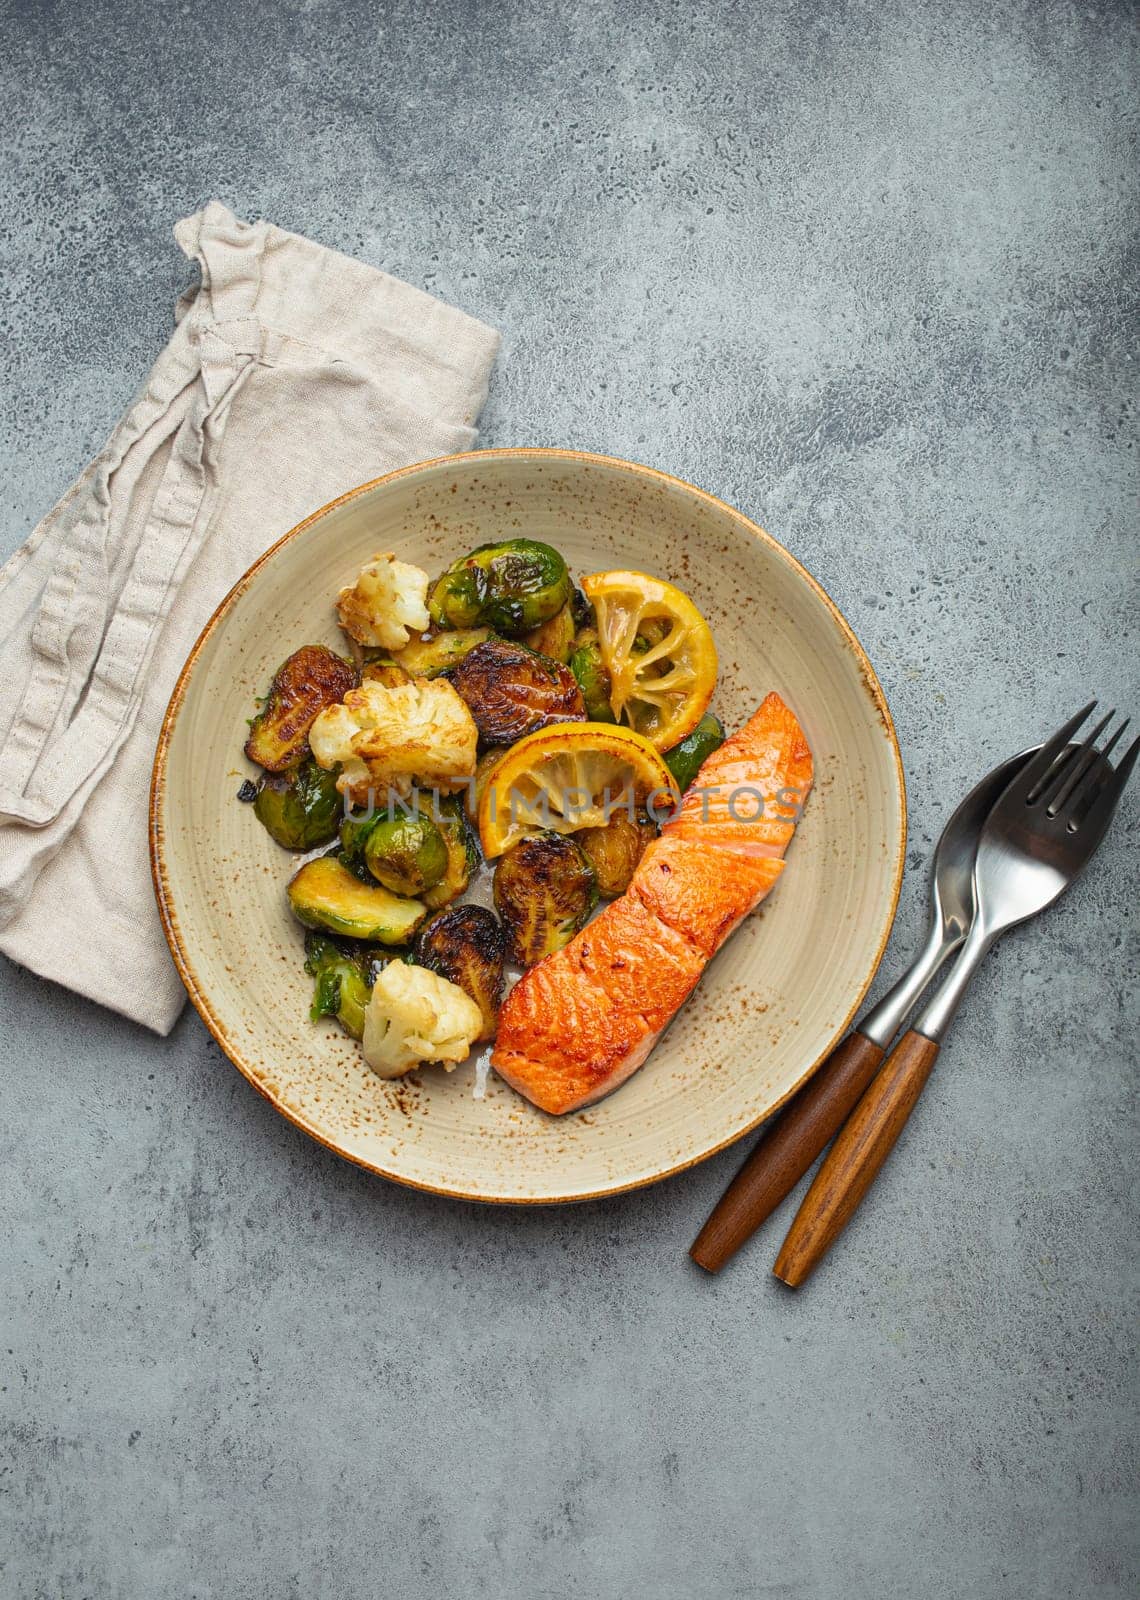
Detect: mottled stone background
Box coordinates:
(2, 2, 1137, 1596)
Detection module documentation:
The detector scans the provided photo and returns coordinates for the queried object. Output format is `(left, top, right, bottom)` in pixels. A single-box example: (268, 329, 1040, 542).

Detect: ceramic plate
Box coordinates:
(151, 450, 905, 1202)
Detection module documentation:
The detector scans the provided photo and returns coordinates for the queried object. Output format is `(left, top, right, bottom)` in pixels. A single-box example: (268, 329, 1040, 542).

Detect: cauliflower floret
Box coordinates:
(336, 552, 431, 650)
(308, 677, 477, 802)
(306, 701, 373, 795)
(362, 962, 482, 1078)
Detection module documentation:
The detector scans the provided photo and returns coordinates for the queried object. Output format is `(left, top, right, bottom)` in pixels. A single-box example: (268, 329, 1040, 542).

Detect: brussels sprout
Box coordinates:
(395, 627, 493, 677)
(245, 645, 356, 771)
(363, 812, 448, 897)
(303, 932, 373, 1039)
(663, 712, 726, 794)
(421, 794, 479, 911)
(252, 759, 342, 850)
(360, 652, 412, 688)
(450, 638, 586, 745)
(577, 810, 658, 898)
(522, 602, 575, 664)
(413, 905, 505, 1042)
(428, 539, 571, 636)
(568, 629, 615, 722)
(287, 857, 425, 944)
(493, 832, 598, 967)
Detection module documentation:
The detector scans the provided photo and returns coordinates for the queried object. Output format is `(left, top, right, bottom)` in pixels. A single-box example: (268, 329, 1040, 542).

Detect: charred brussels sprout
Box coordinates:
(421, 794, 479, 912)
(522, 602, 575, 664)
(394, 627, 493, 677)
(493, 832, 598, 967)
(245, 644, 356, 771)
(428, 539, 571, 636)
(450, 638, 586, 744)
(304, 932, 373, 1039)
(568, 629, 615, 722)
(413, 905, 505, 1042)
(663, 712, 725, 794)
(577, 811, 658, 898)
(287, 857, 425, 944)
(252, 759, 342, 850)
(363, 812, 448, 898)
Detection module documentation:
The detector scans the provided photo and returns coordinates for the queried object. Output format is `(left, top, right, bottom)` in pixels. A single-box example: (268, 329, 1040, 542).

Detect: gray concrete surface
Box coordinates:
(2, 2, 1137, 1596)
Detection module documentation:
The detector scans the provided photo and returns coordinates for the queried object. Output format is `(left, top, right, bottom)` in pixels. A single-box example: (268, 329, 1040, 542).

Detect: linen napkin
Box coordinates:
(0, 201, 500, 1033)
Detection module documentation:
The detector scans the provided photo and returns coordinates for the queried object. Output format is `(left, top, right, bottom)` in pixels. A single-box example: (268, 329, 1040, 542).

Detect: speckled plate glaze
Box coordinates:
(151, 450, 905, 1203)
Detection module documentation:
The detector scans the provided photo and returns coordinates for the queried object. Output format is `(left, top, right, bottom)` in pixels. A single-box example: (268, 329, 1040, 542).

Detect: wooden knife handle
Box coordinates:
(772, 1029, 941, 1287)
(689, 1031, 886, 1273)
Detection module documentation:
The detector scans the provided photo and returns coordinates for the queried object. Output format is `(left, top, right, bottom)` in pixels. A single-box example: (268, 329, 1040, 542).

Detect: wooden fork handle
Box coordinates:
(772, 1029, 941, 1287)
(689, 1031, 886, 1272)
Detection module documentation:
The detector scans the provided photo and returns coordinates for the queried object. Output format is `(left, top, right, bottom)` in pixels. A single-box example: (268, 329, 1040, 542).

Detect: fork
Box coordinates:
(773, 701, 1138, 1287)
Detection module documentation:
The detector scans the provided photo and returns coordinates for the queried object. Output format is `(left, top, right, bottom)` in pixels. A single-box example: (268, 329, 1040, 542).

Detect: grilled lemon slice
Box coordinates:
(579, 570, 717, 750)
(477, 722, 678, 858)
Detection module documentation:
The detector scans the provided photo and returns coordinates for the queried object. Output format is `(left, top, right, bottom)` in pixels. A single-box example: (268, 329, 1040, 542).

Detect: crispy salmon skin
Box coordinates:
(492, 692, 813, 1114)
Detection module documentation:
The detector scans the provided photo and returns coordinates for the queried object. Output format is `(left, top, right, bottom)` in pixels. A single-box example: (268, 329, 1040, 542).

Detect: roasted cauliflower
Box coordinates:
(308, 678, 478, 802)
(361, 961, 483, 1078)
(336, 553, 431, 651)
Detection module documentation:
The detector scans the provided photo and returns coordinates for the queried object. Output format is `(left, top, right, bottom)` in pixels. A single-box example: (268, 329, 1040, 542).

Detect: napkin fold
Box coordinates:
(0, 202, 500, 1033)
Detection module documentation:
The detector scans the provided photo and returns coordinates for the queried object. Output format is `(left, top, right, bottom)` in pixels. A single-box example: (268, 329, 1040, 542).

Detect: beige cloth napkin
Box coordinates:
(0, 201, 500, 1033)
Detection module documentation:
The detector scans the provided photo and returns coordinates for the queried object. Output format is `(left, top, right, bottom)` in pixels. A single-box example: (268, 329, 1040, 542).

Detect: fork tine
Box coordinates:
(1098, 716, 1131, 764)
(1044, 709, 1115, 815)
(1064, 732, 1140, 834)
(1058, 717, 1130, 825)
(1111, 733, 1139, 793)
(1010, 701, 1097, 805)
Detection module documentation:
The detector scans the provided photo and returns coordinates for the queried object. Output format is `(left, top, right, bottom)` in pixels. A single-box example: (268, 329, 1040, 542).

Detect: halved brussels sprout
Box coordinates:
(252, 759, 342, 850)
(663, 712, 726, 794)
(492, 831, 598, 967)
(450, 638, 586, 745)
(568, 629, 615, 722)
(522, 602, 575, 664)
(421, 794, 479, 912)
(577, 810, 658, 898)
(428, 539, 571, 636)
(287, 857, 425, 944)
(363, 812, 448, 898)
(395, 627, 493, 677)
(413, 904, 505, 1042)
(244, 645, 356, 771)
(303, 932, 373, 1039)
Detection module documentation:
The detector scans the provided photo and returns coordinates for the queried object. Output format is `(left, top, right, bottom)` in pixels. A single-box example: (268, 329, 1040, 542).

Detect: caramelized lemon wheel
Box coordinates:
(477, 723, 678, 858)
(579, 570, 718, 750)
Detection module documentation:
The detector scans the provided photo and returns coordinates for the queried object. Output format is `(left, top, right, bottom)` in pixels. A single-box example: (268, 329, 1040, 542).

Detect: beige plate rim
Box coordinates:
(150, 447, 907, 1204)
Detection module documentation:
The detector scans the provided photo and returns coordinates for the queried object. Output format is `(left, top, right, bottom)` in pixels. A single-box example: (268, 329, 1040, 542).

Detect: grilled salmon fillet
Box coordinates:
(492, 692, 812, 1114)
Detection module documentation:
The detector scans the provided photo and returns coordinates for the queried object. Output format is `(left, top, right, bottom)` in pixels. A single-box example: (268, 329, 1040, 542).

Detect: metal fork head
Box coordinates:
(971, 703, 1138, 936)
